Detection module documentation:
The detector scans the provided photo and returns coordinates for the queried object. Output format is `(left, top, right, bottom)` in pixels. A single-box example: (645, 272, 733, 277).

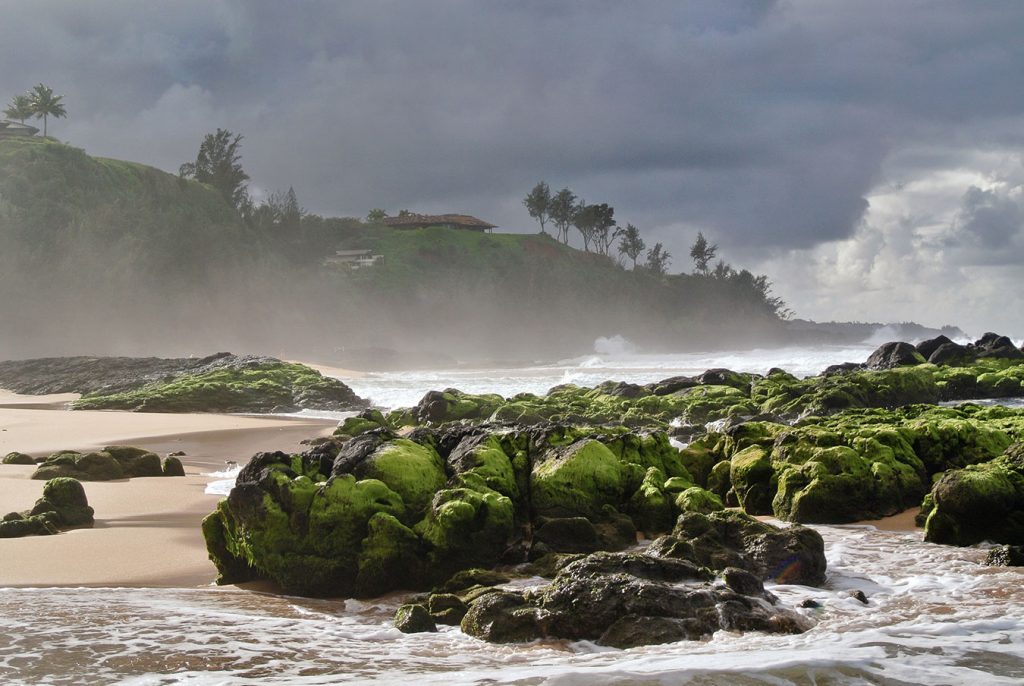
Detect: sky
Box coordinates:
(2, 0, 1023, 337)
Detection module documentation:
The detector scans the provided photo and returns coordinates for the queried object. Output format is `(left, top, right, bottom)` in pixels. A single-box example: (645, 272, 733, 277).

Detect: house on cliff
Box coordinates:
(0, 120, 40, 138)
(382, 213, 496, 233)
(324, 249, 384, 269)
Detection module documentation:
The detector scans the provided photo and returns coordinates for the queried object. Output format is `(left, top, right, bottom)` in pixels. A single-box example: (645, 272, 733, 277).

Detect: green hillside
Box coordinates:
(0, 140, 787, 361)
(0, 138, 246, 278)
(309, 224, 788, 357)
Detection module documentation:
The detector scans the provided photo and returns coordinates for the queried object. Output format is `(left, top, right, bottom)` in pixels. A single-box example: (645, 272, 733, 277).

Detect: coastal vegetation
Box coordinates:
(3, 83, 67, 136)
(0, 135, 797, 360)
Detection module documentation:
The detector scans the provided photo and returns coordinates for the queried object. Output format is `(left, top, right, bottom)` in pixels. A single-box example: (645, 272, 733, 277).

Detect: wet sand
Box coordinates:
(857, 506, 920, 532)
(0, 393, 335, 587)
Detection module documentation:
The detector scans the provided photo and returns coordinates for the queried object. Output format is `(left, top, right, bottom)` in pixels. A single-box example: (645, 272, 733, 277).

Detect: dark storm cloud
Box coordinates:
(3, 0, 1024, 258)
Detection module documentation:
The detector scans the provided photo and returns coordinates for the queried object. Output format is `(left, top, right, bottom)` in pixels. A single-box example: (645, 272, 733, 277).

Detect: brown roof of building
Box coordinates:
(382, 213, 497, 229)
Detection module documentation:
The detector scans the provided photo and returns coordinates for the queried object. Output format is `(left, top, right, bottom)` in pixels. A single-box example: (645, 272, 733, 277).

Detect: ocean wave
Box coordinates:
(1, 525, 1020, 685)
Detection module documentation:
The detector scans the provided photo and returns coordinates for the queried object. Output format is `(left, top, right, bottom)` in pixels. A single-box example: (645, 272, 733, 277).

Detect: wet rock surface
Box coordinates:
(459, 547, 811, 647)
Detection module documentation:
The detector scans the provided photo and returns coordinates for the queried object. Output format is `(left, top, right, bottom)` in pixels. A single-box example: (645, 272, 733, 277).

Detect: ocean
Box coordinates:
(3, 340, 1023, 685)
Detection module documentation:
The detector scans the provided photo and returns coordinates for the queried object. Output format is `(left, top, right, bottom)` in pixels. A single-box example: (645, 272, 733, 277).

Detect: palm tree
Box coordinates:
(28, 84, 67, 138)
(3, 94, 33, 123)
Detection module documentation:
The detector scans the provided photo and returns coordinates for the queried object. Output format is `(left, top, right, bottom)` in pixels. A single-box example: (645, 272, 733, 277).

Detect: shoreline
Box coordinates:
(0, 395, 335, 588)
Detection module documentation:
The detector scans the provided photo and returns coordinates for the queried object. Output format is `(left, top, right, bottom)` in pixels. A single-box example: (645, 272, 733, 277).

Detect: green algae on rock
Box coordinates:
(29, 445, 185, 481)
(923, 442, 1024, 546)
(0, 477, 94, 539)
(72, 360, 366, 413)
(202, 425, 729, 597)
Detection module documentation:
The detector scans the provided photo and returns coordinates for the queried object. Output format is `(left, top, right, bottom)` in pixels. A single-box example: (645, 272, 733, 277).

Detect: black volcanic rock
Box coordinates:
(928, 341, 973, 365)
(916, 335, 954, 360)
(972, 333, 1023, 360)
(459, 549, 809, 647)
(865, 342, 926, 370)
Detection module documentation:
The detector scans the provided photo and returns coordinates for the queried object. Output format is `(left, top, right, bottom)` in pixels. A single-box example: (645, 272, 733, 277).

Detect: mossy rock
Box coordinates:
(626, 467, 675, 536)
(350, 439, 446, 519)
(162, 456, 186, 476)
(0, 513, 58, 538)
(531, 439, 626, 519)
(72, 361, 366, 414)
(924, 444, 1024, 546)
(355, 512, 425, 597)
(415, 486, 515, 581)
(674, 486, 724, 514)
(447, 434, 521, 502)
(2, 452, 35, 465)
(730, 446, 774, 515)
(31, 450, 125, 481)
(394, 604, 437, 633)
(427, 593, 469, 625)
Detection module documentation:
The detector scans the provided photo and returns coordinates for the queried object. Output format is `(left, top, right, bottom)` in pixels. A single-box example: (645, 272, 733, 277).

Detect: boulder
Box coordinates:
(427, 593, 469, 625)
(0, 513, 57, 538)
(973, 333, 1024, 360)
(531, 439, 626, 519)
(31, 450, 125, 481)
(650, 510, 827, 586)
(865, 342, 926, 370)
(2, 452, 35, 465)
(984, 545, 1024, 567)
(923, 443, 1024, 546)
(394, 604, 437, 633)
(460, 549, 809, 647)
(916, 335, 954, 360)
(31, 477, 94, 527)
(162, 456, 186, 476)
(928, 341, 974, 366)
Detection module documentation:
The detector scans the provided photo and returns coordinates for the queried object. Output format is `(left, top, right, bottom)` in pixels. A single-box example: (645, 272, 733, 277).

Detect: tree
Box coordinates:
(588, 203, 618, 255)
(523, 181, 552, 235)
(367, 208, 387, 223)
(572, 201, 596, 251)
(689, 231, 718, 275)
(645, 242, 671, 276)
(617, 223, 646, 269)
(267, 187, 302, 231)
(27, 84, 67, 137)
(4, 94, 33, 123)
(179, 129, 250, 210)
(249, 187, 304, 236)
(549, 187, 576, 244)
(712, 259, 735, 280)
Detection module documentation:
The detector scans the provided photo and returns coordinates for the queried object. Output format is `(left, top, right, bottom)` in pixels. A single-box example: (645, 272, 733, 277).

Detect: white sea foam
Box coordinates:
(203, 464, 242, 496)
(1, 526, 1021, 685)
(337, 343, 885, 410)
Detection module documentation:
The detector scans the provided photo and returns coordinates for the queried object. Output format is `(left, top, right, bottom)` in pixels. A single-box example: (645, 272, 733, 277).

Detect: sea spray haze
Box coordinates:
(0, 139, 792, 363)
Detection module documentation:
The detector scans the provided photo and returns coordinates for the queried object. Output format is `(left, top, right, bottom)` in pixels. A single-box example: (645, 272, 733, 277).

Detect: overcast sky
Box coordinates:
(3, 0, 1024, 337)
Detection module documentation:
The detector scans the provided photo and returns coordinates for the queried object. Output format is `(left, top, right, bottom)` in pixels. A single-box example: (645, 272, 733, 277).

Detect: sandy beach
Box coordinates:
(0, 391, 336, 587)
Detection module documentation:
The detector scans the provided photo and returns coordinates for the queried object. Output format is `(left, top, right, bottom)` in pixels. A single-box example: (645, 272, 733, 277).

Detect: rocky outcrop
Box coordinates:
(0, 354, 367, 413)
(2, 451, 36, 465)
(30, 445, 186, 481)
(202, 425, 727, 597)
(378, 333, 1024, 432)
(459, 542, 816, 647)
(0, 477, 94, 538)
(984, 545, 1024, 566)
(922, 442, 1024, 546)
(865, 342, 927, 370)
